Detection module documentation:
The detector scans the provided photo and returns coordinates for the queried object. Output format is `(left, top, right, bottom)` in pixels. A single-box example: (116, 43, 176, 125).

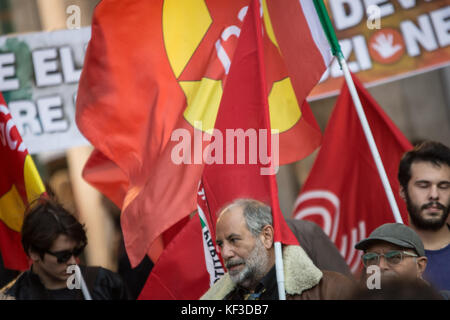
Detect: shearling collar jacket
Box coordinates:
(201, 245, 355, 300)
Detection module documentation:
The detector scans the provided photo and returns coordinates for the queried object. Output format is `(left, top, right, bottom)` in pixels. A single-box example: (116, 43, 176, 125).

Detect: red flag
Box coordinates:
(138, 182, 222, 300)
(293, 74, 412, 274)
(76, 0, 326, 267)
(198, 0, 298, 246)
(0, 94, 46, 270)
(139, 0, 300, 299)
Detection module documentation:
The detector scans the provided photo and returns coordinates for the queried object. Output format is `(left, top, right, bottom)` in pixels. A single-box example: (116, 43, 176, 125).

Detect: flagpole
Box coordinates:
(313, 0, 403, 224)
(338, 57, 404, 224)
(75, 265, 93, 300)
(274, 242, 286, 300)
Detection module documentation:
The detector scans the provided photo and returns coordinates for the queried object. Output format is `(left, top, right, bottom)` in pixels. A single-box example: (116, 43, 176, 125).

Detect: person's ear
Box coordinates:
(416, 256, 427, 278)
(28, 249, 41, 263)
(260, 225, 274, 249)
(399, 186, 406, 201)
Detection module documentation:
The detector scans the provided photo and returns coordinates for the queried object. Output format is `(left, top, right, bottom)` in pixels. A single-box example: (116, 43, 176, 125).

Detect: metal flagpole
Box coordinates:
(313, 0, 403, 224)
(274, 242, 286, 300)
(75, 265, 93, 300)
(337, 56, 404, 224)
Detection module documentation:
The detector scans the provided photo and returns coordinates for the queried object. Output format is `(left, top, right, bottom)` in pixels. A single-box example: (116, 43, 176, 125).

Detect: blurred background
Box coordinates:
(0, 0, 448, 279)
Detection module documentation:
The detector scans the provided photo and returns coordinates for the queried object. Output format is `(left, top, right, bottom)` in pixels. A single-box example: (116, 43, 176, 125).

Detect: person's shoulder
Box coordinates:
(87, 266, 124, 284)
(291, 270, 356, 300)
(82, 266, 129, 300)
(319, 270, 357, 299)
(93, 266, 117, 276)
(0, 278, 17, 300)
(0, 271, 29, 299)
(322, 270, 355, 284)
(286, 219, 325, 243)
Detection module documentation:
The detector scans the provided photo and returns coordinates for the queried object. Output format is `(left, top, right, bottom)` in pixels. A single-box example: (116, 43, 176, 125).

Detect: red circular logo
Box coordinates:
(369, 29, 405, 64)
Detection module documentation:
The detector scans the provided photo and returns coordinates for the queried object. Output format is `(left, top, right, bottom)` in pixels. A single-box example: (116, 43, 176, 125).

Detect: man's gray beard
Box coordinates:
(228, 238, 269, 288)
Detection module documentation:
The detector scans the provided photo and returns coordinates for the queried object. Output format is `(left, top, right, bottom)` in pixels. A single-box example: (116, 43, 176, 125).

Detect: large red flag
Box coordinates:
(76, 0, 328, 267)
(139, 0, 299, 299)
(198, 0, 298, 247)
(137, 183, 220, 300)
(0, 94, 46, 270)
(293, 74, 412, 274)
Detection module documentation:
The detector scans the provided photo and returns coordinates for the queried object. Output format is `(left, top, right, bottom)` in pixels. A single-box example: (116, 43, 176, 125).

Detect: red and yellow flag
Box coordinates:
(0, 94, 46, 270)
(76, 0, 330, 267)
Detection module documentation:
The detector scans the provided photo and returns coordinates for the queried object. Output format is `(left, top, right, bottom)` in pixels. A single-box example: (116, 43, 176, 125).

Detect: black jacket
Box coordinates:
(1, 265, 129, 300)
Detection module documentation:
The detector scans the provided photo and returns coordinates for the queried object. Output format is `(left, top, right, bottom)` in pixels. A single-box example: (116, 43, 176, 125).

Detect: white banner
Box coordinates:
(0, 27, 91, 154)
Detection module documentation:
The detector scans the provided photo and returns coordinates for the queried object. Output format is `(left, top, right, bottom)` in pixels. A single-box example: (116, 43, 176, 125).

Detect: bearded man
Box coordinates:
(200, 199, 354, 300)
(398, 141, 450, 291)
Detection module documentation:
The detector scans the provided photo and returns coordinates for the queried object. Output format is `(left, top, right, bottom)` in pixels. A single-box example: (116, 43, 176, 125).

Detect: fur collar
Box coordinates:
(200, 245, 323, 300)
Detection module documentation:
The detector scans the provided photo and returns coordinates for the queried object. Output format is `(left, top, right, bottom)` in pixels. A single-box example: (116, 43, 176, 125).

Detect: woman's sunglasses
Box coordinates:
(46, 246, 85, 264)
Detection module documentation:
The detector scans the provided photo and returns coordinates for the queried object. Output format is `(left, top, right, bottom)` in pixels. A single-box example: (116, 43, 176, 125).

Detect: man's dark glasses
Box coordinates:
(46, 246, 85, 264)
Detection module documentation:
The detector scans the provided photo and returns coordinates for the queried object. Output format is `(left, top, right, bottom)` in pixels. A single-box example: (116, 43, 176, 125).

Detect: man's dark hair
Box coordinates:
(21, 197, 87, 258)
(398, 141, 450, 190)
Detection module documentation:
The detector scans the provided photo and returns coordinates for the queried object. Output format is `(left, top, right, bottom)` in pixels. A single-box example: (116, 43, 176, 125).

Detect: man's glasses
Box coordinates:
(46, 246, 85, 264)
(362, 250, 418, 267)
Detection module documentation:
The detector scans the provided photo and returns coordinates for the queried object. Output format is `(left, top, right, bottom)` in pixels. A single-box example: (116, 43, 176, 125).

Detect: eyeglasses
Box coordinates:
(362, 250, 418, 267)
(46, 246, 85, 264)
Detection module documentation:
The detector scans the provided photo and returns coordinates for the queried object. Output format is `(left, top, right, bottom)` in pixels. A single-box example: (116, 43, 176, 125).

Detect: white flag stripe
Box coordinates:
(198, 204, 225, 287)
(299, 0, 333, 67)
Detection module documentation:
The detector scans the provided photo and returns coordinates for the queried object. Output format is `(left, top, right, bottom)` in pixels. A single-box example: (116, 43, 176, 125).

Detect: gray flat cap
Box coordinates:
(355, 223, 425, 257)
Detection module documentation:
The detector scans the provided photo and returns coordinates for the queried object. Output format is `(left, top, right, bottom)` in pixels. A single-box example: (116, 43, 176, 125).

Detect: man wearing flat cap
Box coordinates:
(353, 223, 449, 299)
(355, 223, 428, 282)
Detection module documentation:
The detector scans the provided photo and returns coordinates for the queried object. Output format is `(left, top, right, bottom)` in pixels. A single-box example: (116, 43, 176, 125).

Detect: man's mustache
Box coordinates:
(226, 258, 245, 269)
(421, 201, 447, 211)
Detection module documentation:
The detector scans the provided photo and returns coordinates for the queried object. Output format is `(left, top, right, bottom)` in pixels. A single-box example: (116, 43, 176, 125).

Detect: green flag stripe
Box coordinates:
(199, 213, 206, 229)
(312, 0, 342, 58)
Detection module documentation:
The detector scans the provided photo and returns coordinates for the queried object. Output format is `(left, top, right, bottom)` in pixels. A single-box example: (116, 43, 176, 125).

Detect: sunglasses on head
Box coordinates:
(46, 246, 85, 264)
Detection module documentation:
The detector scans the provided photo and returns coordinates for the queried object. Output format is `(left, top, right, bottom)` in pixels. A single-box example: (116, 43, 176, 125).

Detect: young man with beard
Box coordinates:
(200, 199, 355, 300)
(398, 141, 450, 291)
(0, 198, 129, 300)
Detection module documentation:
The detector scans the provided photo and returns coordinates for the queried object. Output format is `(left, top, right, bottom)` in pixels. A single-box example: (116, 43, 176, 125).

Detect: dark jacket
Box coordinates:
(0, 265, 129, 300)
(286, 219, 352, 277)
(201, 245, 355, 300)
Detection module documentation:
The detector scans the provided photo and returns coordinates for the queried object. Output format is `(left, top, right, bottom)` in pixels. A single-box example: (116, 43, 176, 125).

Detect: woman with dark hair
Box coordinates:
(1, 198, 129, 300)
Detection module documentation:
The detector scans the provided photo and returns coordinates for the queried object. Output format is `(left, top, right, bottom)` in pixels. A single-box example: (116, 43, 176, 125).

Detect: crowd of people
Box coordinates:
(1, 140, 449, 300)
